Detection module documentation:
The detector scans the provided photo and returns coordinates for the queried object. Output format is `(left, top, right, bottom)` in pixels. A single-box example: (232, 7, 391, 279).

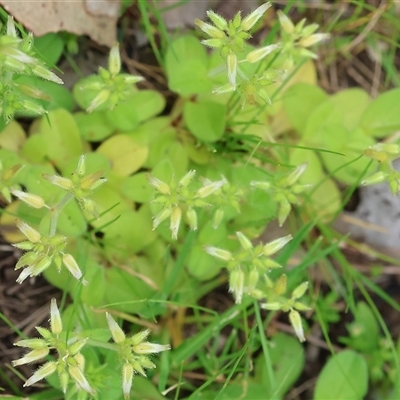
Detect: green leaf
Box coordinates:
(105, 90, 164, 132)
(122, 172, 154, 203)
(282, 83, 328, 133)
(0, 120, 26, 151)
(184, 99, 226, 142)
(360, 88, 400, 137)
(315, 125, 374, 185)
(330, 88, 370, 131)
(166, 35, 213, 95)
(96, 134, 148, 176)
(256, 333, 304, 398)
(74, 111, 114, 142)
(39, 109, 83, 170)
(313, 350, 368, 400)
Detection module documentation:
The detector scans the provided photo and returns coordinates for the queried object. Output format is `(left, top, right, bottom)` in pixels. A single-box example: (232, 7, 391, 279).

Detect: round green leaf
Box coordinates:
(166, 35, 212, 95)
(184, 100, 226, 142)
(74, 111, 114, 142)
(360, 88, 400, 137)
(96, 134, 148, 176)
(122, 172, 154, 203)
(39, 108, 83, 170)
(34, 33, 64, 66)
(283, 83, 328, 133)
(314, 350, 368, 400)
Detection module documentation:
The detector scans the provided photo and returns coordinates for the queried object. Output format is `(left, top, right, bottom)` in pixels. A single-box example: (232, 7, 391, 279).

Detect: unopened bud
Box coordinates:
(289, 309, 305, 342)
(292, 281, 308, 299)
(16, 219, 41, 243)
(262, 234, 292, 256)
(206, 10, 228, 31)
(50, 298, 62, 335)
(170, 206, 182, 240)
(62, 253, 83, 281)
(106, 312, 126, 344)
(108, 43, 121, 76)
(277, 10, 294, 34)
(246, 44, 280, 63)
(195, 19, 225, 39)
(227, 53, 237, 87)
(147, 175, 170, 194)
(204, 246, 232, 261)
(241, 2, 271, 31)
(236, 231, 253, 250)
(12, 190, 46, 209)
(42, 174, 73, 190)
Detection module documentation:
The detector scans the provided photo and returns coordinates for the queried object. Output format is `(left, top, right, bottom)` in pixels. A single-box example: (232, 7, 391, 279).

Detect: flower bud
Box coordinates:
(277, 10, 294, 34)
(122, 363, 134, 400)
(62, 253, 83, 281)
(236, 231, 253, 250)
(262, 235, 292, 256)
(227, 53, 237, 87)
(14, 338, 47, 349)
(50, 298, 63, 335)
(87, 89, 110, 113)
(186, 207, 198, 231)
(23, 361, 57, 387)
(132, 342, 171, 354)
(206, 10, 228, 30)
(16, 219, 41, 243)
(7, 16, 17, 37)
(130, 329, 151, 346)
(286, 164, 307, 186)
(170, 206, 182, 240)
(202, 38, 223, 48)
(12, 190, 46, 209)
(178, 170, 196, 187)
(147, 175, 170, 194)
(250, 180, 271, 190)
(42, 174, 73, 190)
(69, 365, 95, 395)
(241, 2, 271, 31)
(212, 208, 224, 229)
(106, 312, 126, 344)
(278, 198, 291, 227)
(204, 246, 232, 261)
(153, 207, 172, 230)
(229, 268, 245, 303)
(12, 347, 49, 366)
(108, 43, 121, 77)
(289, 309, 305, 342)
(261, 302, 282, 310)
(361, 171, 388, 186)
(274, 274, 287, 295)
(292, 281, 309, 299)
(246, 44, 280, 63)
(195, 19, 225, 39)
(299, 33, 330, 48)
(31, 64, 64, 85)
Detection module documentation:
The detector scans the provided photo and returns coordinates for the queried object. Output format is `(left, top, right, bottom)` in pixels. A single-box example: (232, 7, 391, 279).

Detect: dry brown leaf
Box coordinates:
(0, 0, 121, 47)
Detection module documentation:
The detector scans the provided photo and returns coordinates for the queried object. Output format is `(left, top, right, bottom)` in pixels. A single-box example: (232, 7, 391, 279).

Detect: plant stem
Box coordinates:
(49, 192, 74, 236)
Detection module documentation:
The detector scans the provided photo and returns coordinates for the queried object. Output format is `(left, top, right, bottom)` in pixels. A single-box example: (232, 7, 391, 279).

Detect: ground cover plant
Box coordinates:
(1, 1, 400, 399)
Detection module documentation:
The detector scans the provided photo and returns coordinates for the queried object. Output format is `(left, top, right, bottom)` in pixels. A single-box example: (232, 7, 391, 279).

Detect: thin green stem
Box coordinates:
(49, 192, 74, 236)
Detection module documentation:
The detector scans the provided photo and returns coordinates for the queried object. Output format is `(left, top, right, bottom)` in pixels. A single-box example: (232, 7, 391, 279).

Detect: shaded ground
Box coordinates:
(2, 1, 400, 398)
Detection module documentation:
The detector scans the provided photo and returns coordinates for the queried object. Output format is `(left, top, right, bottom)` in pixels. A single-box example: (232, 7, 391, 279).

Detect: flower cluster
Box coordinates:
(106, 313, 170, 400)
(12, 299, 94, 394)
(78, 43, 144, 113)
(148, 170, 227, 239)
(362, 143, 400, 194)
(196, 2, 279, 89)
(252, 274, 310, 342)
(0, 17, 63, 122)
(205, 231, 292, 303)
(13, 219, 85, 284)
(277, 10, 330, 69)
(251, 163, 309, 226)
(43, 155, 106, 218)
